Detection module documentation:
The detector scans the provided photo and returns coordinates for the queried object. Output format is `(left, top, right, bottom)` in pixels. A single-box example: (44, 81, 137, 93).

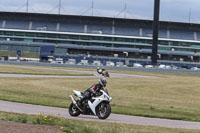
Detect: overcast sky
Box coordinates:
(0, 0, 200, 23)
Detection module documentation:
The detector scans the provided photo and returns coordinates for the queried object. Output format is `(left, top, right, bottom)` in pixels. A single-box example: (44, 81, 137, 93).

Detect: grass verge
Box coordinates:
(0, 111, 199, 133)
(0, 64, 93, 76)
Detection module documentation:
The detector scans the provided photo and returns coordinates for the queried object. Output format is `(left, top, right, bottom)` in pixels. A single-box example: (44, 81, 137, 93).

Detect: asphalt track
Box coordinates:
(0, 100, 200, 130)
(0, 65, 158, 78)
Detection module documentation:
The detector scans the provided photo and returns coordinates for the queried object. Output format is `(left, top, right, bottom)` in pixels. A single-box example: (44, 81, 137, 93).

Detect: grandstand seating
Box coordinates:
(143, 28, 153, 37)
(5, 20, 29, 30)
(0, 20, 2, 28)
(196, 32, 200, 41)
(87, 24, 112, 35)
(59, 23, 84, 33)
(170, 29, 194, 40)
(159, 29, 168, 38)
(0, 18, 197, 41)
(115, 26, 139, 36)
(2, 12, 200, 67)
(31, 21, 57, 31)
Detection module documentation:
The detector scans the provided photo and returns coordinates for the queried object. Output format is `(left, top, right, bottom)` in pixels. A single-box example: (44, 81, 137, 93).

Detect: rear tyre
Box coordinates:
(69, 103, 81, 117)
(96, 103, 111, 119)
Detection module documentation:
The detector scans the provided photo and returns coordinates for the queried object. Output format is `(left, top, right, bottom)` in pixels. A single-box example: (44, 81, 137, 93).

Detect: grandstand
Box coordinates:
(1, 11, 200, 67)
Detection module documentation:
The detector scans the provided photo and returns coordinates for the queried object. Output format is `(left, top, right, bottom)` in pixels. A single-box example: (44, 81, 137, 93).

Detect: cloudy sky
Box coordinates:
(0, 0, 200, 23)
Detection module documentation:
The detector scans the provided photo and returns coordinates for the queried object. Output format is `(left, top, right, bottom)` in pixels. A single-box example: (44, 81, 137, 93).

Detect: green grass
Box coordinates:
(0, 64, 93, 76)
(0, 111, 199, 133)
(0, 64, 200, 122)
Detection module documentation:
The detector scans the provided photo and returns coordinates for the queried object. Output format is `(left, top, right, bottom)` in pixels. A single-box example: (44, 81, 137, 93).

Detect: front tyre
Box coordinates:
(69, 103, 81, 117)
(96, 103, 111, 119)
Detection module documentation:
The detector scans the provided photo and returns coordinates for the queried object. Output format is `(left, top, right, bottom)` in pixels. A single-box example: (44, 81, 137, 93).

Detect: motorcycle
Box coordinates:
(69, 89, 112, 119)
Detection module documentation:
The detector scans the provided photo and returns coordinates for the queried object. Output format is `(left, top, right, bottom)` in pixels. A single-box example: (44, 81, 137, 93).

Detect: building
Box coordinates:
(1, 11, 200, 67)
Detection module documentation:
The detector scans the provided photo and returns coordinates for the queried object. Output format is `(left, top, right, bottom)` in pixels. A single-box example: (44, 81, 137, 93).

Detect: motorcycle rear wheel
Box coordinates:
(69, 103, 81, 117)
(96, 103, 111, 119)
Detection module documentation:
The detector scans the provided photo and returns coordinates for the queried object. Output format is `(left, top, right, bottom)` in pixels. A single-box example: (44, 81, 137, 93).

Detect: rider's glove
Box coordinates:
(91, 93, 96, 97)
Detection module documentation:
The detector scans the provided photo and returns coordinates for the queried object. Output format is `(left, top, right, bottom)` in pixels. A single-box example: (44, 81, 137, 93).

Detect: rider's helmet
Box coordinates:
(99, 77, 107, 87)
(97, 67, 102, 74)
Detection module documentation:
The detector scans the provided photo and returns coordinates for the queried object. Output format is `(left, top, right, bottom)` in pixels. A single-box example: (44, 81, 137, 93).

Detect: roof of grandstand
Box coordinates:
(0, 11, 200, 31)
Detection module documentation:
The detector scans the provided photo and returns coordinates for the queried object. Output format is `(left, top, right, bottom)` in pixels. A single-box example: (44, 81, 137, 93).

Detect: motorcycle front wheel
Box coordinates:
(69, 103, 81, 117)
(96, 103, 111, 119)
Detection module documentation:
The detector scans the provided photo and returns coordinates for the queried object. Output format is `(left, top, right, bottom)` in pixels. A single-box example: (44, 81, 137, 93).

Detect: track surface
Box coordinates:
(0, 65, 158, 78)
(0, 100, 200, 130)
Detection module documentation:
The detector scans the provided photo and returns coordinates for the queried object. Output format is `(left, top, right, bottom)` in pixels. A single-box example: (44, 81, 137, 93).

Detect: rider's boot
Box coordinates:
(77, 97, 84, 108)
(77, 100, 82, 107)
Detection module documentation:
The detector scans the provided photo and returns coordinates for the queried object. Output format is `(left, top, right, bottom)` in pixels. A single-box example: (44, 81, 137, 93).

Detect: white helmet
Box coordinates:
(99, 78, 107, 87)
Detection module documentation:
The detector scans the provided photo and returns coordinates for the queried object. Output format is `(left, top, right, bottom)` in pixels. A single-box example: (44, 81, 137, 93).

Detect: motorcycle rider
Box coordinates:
(77, 77, 107, 108)
(97, 67, 110, 78)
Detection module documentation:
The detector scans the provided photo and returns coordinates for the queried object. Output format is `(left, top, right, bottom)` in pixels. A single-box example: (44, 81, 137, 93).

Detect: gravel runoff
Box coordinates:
(0, 100, 200, 130)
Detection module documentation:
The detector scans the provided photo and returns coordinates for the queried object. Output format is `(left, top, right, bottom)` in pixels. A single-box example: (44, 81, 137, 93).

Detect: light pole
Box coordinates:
(151, 0, 160, 65)
(58, 0, 61, 14)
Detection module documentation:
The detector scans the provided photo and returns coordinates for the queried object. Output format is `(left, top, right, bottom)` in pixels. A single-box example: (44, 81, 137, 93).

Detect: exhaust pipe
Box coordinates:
(69, 95, 83, 112)
(69, 95, 76, 104)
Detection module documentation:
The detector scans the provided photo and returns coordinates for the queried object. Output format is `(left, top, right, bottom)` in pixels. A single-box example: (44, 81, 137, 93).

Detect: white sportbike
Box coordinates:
(69, 89, 112, 119)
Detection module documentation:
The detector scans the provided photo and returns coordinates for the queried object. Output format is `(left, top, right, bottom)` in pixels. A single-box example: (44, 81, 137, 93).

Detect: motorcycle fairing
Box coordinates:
(88, 90, 112, 115)
(73, 90, 83, 98)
